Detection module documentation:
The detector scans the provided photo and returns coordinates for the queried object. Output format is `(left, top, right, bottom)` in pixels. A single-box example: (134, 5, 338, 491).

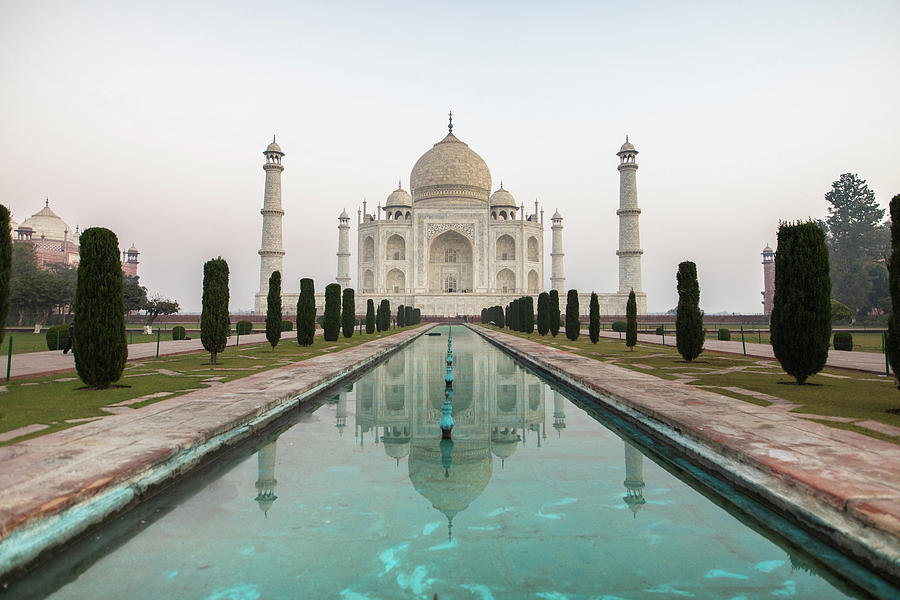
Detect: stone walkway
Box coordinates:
(0, 326, 429, 578)
(476, 325, 900, 582)
(591, 329, 891, 375)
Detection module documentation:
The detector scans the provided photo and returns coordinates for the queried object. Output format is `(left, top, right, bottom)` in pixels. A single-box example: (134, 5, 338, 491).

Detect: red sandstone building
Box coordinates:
(11, 200, 139, 277)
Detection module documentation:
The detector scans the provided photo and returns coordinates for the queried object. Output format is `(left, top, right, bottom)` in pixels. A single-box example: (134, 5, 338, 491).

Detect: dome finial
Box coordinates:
(273, 134, 276, 143)
(626, 134, 629, 143)
(448, 110, 453, 134)
(45, 197, 49, 207)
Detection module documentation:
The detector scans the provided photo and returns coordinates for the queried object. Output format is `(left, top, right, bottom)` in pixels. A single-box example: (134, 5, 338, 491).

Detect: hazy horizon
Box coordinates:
(3, 1, 898, 314)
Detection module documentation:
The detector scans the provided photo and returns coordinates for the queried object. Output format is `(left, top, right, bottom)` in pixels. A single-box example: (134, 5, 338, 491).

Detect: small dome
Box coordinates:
(19, 201, 75, 242)
(339, 209, 350, 219)
(127, 244, 139, 253)
(552, 210, 563, 220)
(617, 137, 637, 155)
(385, 184, 412, 208)
(489, 186, 516, 208)
(265, 138, 283, 154)
(762, 244, 773, 254)
(410, 132, 491, 204)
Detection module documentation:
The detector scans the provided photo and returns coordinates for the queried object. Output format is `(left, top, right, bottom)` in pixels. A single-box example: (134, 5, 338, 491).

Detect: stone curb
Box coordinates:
(0, 325, 432, 579)
(468, 325, 900, 587)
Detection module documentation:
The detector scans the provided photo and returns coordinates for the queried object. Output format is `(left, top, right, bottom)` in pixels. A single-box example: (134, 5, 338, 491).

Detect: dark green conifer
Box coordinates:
(296, 278, 316, 346)
(341, 287, 355, 338)
(380, 299, 391, 331)
(523, 296, 535, 333)
(565, 289, 579, 341)
(537, 292, 550, 335)
(549, 289, 561, 337)
(323, 283, 341, 341)
(265, 270, 282, 350)
(397, 304, 405, 327)
(200, 256, 230, 365)
(73, 228, 128, 386)
(590, 292, 600, 344)
(625, 290, 637, 350)
(888, 195, 900, 387)
(770, 221, 831, 384)
(366, 298, 376, 334)
(0, 206, 11, 345)
(676, 261, 704, 362)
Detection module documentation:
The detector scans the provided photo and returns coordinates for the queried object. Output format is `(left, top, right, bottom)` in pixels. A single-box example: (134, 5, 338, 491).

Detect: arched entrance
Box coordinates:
(428, 230, 473, 292)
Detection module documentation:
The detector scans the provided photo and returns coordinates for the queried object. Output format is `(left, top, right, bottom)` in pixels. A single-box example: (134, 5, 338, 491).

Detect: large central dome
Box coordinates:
(410, 132, 492, 205)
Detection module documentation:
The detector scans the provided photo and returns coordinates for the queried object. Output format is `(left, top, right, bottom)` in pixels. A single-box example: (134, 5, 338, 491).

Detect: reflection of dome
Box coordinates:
(383, 437, 411, 465)
(385, 184, 412, 208)
(408, 439, 492, 534)
(410, 132, 491, 203)
(19, 201, 75, 242)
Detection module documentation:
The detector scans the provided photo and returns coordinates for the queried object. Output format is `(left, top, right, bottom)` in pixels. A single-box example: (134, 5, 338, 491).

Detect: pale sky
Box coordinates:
(2, 1, 898, 313)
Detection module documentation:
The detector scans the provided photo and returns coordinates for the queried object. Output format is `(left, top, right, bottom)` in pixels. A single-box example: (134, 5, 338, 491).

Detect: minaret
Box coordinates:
(254, 441, 278, 517)
(761, 244, 775, 316)
(616, 137, 643, 293)
(336, 209, 351, 288)
(550, 210, 565, 292)
(256, 137, 285, 313)
(623, 441, 647, 517)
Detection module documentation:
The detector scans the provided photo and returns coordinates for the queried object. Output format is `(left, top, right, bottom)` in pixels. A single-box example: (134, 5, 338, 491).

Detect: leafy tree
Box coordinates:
(0, 206, 11, 343)
(886, 195, 900, 387)
(537, 292, 550, 335)
(589, 292, 600, 343)
(9, 242, 55, 324)
(341, 287, 355, 338)
(549, 290, 561, 337)
(142, 294, 179, 326)
(297, 278, 316, 346)
(73, 228, 127, 388)
(123, 275, 148, 313)
(675, 261, 704, 361)
(625, 290, 637, 350)
(200, 257, 230, 365)
(266, 270, 282, 349)
(323, 283, 341, 341)
(830, 299, 853, 324)
(365, 298, 375, 334)
(565, 289, 579, 341)
(770, 221, 831, 384)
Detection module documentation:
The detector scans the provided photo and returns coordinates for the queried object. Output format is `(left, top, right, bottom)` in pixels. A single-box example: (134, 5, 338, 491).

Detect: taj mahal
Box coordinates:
(254, 116, 647, 317)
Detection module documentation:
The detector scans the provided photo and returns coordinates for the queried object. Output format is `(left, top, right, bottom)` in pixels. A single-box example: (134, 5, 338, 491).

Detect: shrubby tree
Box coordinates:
(770, 221, 831, 384)
(74, 228, 128, 387)
(830, 299, 853, 324)
(886, 195, 900, 387)
(675, 261, 704, 362)
(565, 289, 579, 341)
(201, 257, 230, 365)
(549, 289, 561, 337)
(625, 290, 637, 350)
(142, 294, 179, 327)
(589, 292, 600, 344)
(265, 270, 282, 349)
(341, 287, 355, 338)
(323, 283, 341, 341)
(0, 205, 10, 344)
(123, 275, 148, 313)
(366, 298, 375, 334)
(537, 292, 550, 335)
(297, 278, 316, 346)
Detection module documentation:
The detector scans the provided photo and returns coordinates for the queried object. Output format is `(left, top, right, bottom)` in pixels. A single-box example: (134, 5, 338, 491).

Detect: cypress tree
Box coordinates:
(341, 287, 355, 338)
(397, 304, 405, 327)
(0, 205, 11, 345)
(675, 261, 704, 362)
(73, 228, 128, 387)
(770, 221, 831, 384)
(200, 256, 230, 366)
(523, 296, 535, 333)
(296, 278, 316, 346)
(887, 195, 900, 387)
(497, 305, 504, 329)
(265, 270, 282, 350)
(537, 292, 550, 335)
(549, 289, 561, 337)
(366, 298, 376, 334)
(589, 292, 600, 344)
(323, 283, 341, 341)
(565, 289, 579, 341)
(379, 299, 391, 331)
(625, 290, 637, 350)
(405, 305, 413, 326)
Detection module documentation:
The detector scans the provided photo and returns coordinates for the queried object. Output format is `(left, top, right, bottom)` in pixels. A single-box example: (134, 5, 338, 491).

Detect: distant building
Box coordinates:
(761, 244, 774, 315)
(12, 199, 140, 277)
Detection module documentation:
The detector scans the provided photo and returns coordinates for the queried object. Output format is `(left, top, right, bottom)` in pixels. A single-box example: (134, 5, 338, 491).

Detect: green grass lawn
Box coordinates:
(699, 330, 887, 353)
(483, 325, 900, 444)
(0, 325, 422, 445)
(3, 331, 198, 355)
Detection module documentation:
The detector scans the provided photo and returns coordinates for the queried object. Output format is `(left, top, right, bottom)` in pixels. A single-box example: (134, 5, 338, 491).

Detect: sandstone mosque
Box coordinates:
(254, 115, 646, 317)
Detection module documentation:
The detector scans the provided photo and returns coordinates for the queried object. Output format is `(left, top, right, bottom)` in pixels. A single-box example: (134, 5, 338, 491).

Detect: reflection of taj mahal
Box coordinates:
(254, 116, 648, 316)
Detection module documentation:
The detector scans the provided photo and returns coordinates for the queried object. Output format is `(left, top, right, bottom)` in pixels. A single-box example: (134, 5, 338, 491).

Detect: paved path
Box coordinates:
(0, 325, 429, 578)
(589, 329, 890, 375)
(476, 325, 900, 584)
(5, 332, 316, 380)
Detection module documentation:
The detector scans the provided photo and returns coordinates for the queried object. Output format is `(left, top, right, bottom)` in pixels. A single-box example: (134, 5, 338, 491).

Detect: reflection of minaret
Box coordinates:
(552, 391, 566, 436)
(336, 390, 347, 436)
(254, 441, 278, 517)
(623, 442, 646, 518)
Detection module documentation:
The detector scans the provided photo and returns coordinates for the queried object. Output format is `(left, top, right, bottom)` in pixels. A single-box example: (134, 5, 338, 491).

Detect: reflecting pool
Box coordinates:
(12, 326, 893, 599)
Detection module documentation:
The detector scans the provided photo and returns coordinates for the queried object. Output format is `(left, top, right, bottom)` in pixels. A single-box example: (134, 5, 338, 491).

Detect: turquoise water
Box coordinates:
(10, 326, 893, 599)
